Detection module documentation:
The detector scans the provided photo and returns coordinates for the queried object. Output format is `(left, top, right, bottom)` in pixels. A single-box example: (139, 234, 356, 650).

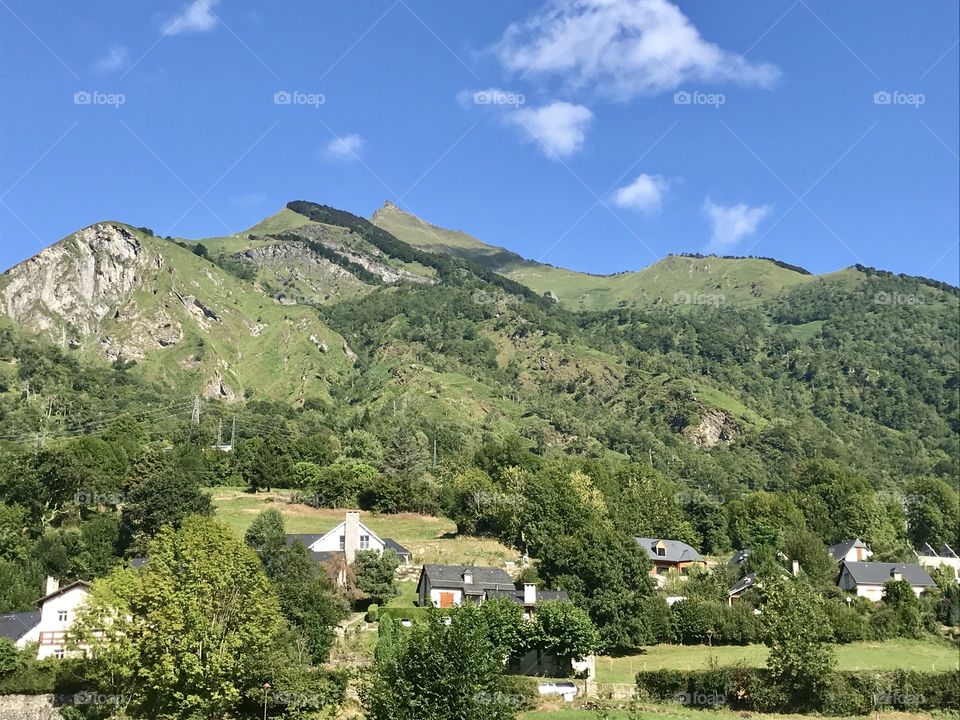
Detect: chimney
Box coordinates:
(45, 576, 59, 596)
(344, 511, 360, 565)
(791, 560, 800, 577)
(891, 567, 902, 582)
(523, 583, 537, 605)
(463, 569, 473, 585)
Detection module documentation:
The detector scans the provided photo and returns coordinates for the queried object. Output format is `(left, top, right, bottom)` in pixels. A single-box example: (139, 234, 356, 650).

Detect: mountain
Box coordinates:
(371, 201, 819, 310)
(0, 199, 957, 495)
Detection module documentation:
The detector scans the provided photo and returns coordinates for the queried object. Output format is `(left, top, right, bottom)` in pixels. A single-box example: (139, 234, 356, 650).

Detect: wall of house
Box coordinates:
(309, 522, 386, 555)
(36, 588, 89, 660)
(842, 547, 873, 562)
(917, 555, 960, 580)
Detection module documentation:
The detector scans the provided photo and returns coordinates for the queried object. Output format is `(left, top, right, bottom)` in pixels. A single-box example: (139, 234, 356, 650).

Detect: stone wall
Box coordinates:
(0, 695, 64, 720)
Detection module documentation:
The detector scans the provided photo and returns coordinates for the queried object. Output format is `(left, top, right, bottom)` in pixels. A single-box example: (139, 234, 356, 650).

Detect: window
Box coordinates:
(54, 649, 65, 659)
(58, 611, 68, 622)
(360, 534, 370, 550)
(656, 547, 666, 557)
(338, 535, 345, 550)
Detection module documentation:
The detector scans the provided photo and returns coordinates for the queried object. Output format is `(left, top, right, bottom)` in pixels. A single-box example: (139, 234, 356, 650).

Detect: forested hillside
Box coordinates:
(0, 199, 957, 651)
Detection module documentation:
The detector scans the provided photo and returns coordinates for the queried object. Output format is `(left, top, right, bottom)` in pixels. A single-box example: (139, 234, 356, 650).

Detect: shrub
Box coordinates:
(366, 604, 379, 622)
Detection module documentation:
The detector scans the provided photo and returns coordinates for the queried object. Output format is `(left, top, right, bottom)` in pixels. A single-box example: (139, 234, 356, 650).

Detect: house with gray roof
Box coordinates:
(837, 561, 935, 601)
(283, 511, 412, 583)
(634, 537, 706, 580)
(417, 564, 516, 607)
(0, 610, 41, 647)
(829, 538, 873, 564)
(916, 543, 960, 581)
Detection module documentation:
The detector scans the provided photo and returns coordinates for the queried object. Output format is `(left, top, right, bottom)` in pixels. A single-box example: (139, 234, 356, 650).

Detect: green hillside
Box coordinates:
(371, 201, 817, 309)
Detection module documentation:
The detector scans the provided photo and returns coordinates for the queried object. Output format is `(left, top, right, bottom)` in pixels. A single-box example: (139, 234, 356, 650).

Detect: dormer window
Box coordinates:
(463, 571, 473, 585)
(656, 546, 666, 557)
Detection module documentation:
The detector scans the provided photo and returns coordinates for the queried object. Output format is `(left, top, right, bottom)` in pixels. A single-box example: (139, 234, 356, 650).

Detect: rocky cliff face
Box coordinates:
(1, 223, 151, 347)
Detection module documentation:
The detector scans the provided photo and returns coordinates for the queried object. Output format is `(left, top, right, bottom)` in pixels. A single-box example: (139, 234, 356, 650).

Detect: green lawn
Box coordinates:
(210, 486, 516, 567)
(596, 638, 959, 683)
(520, 705, 934, 720)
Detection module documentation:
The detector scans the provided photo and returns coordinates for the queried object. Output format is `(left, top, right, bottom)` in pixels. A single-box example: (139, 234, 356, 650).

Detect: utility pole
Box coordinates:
(230, 416, 236, 448)
(433, 437, 437, 466)
(192, 396, 201, 426)
(217, 419, 223, 447)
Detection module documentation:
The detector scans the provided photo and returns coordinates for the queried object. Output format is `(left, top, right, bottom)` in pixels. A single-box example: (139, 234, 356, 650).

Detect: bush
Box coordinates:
(366, 604, 379, 622)
(499, 675, 539, 711)
(821, 675, 870, 716)
(824, 601, 870, 643)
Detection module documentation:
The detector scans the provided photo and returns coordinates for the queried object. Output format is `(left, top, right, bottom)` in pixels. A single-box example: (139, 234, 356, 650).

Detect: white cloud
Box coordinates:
(494, 0, 780, 100)
(162, 0, 222, 35)
(506, 101, 593, 158)
(94, 45, 129, 73)
(612, 173, 669, 213)
(323, 134, 364, 161)
(703, 199, 771, 250)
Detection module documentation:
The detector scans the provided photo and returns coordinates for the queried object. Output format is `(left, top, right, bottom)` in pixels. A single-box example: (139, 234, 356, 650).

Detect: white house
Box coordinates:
(285, 511, 412, 565)
(829, 538, 873, 564)
(915, 543, 959, 581)
(837, 561, 935, 601)
(416, 564, 517, 608)
(0, 578, 91, 659)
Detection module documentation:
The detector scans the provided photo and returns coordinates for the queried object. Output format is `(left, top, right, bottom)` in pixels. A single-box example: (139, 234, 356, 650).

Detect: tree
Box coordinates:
(244, 507, 286, 561)
(71, 517, 291, 719)
(363, 607, 517, 720)
(761, 577, 835, 707)
(353, 549, 399, 605)
(118, 469, 213, 553)
(477, 597, 530, 661)
(532, 600, 600, 664)
(783, 527, 836, 586)
(904, 477, 960, 549)
(879, 579, 923, 638)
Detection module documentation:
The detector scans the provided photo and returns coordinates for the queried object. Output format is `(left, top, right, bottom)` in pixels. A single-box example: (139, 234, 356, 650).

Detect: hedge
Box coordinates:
(376, 607, 453, 622)
(635, 667, 960, 715)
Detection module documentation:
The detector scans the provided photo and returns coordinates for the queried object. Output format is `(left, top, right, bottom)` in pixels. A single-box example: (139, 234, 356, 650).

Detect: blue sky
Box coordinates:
(1, 0, 957, 283)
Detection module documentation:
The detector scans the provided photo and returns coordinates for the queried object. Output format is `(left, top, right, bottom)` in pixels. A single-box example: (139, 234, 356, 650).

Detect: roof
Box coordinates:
(0, 611, 40, 641)
(285, 534, 411, 562)
(36, 580, 90, 606)
(634, 538, 704, 564)
(728, 573, 758, 596)
(840, 561, 935, 587)
(730, 549, 751, 566)
(484, 588, 569, 605)
(418, 564, 514, 592)
(829, 538, 869, 562)
(917, 543, 958, 559)
(383, 538, 412, 558)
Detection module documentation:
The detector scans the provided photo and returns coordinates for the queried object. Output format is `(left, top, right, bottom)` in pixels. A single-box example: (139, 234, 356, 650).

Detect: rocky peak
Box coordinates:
(0, 223, 150, 345)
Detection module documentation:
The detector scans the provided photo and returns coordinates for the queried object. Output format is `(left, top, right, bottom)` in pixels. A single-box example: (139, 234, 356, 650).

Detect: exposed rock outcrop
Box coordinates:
(687, 410, 738, 448)
(0, 223, 148, 346)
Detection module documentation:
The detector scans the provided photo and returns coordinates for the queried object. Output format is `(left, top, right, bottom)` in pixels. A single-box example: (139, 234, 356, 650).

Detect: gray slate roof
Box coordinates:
(841, 561, 935, 587)
(383, 538, 412, 558)
(730, 549, 751, 566)
(419, 564, 514, 593)
(829, 538, 868, 562)
(0, 611, 40, 641)
(728, 573, 757, 596)
(634, 537, 704, 563)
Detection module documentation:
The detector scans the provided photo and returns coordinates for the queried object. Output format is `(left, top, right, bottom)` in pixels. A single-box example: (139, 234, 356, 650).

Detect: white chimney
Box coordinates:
(344, 511, 360, 564)
(523, 583, 537, 605)
(463, 569, 473, 585)
(44, 576, 59, 596)
(891, 567, 902, 582)
(791, 560, 800, 577)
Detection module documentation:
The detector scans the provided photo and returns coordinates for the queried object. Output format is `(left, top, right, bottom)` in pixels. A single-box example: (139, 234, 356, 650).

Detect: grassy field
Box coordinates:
(210, 486, 517, 568)
(520, 705, 940, 720)
(595, 638, 960, 683)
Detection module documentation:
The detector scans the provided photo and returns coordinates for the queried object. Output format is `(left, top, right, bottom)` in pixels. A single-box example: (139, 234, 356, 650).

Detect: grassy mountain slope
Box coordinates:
(371, 201, 817, 309)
